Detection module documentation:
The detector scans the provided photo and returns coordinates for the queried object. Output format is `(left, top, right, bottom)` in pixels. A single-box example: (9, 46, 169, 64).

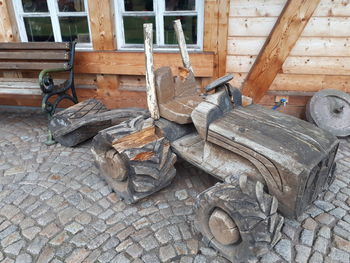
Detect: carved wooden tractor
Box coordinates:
(92, 21, 339, 262)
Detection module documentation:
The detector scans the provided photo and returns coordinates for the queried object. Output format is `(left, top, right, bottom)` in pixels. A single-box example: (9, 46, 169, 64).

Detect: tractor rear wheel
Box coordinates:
(195, 175, 284, 262)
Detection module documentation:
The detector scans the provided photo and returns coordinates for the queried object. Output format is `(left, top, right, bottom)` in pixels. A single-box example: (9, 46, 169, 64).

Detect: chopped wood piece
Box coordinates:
(112, 126, 159, 153)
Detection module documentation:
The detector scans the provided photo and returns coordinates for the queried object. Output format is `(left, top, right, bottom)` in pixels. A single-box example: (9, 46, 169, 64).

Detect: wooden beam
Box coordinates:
(241, 0, 321, 102)
(143, 23, 160, 120)
(217, 0, 230, 77)
(203, 0, 230, 79)
(0, 0, 16, 42)
(87, 0, 115, 50)
(74, 51, 214, 77)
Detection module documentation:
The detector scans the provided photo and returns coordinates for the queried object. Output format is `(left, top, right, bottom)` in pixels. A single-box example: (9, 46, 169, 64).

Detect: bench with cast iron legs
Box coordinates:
(0, 41, 78, 143)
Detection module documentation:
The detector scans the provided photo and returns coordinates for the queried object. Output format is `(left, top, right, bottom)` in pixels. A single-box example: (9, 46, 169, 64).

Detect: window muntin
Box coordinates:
(14, 0, 91, 49)
(115, 0, 203, 50)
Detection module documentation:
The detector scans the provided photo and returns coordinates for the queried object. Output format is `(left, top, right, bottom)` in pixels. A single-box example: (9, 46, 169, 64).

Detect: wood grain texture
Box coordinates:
(228, 37, 350, 57)
(0, 0, 15, 42)
(228, 17, 350, 37)
(203, 0, 230, 78)
(74, 51, 214, 77)
(0, 51, 69, 60)
(143, 23, 160, 120)
(230, 0, 350, 17)
(227, 55, 350, 76)
(229, 73, 350, 93)
(241, 0, 322, 102)
(87, 0, 115, 50)
(174, 19, 193, 73)
(217, 0, 230, 77)
(203, 0, 219, 52)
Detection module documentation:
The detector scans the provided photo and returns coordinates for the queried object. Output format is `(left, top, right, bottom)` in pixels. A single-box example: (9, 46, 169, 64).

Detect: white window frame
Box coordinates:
(114, 0, 204, 51)
(13, 0, 92, 50)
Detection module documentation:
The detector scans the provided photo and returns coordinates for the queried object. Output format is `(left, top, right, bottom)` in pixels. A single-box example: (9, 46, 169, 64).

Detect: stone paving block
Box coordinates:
(26, 236, 48, 255)
(112, 252, 130, 263)
(319, 226, 331, 239)
(314, 236, 329, 254)
(58, 207, 79, 225)
(36, 246, 55, 263)
(159, 244, 176, 262)
(102, 237, 120, 251)
(142, 253, 161, 263)
(1, 112, 350, 263)
(40, 223, 60, 239)
(116, 238, 134, 253)
(14, 253, 32, 263)
(295, 245, 311, 263)
(65, 222, 84, 235)
(329, 247, 350, 263)
(98, 251, 117, 263)
(309, 251, 323, 263)
(274, 239, 292, 262)
(66, 248, 90, 263)
(4, 239, 26, 256)
(139, 235, 159, 251)
(1, 231, 21, 248)
(87, 233, 109, 250)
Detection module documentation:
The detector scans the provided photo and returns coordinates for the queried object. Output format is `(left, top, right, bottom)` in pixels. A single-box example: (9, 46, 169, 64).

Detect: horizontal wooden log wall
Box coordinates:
(227, 0, 350, 118)
(0, 0, 222, 110)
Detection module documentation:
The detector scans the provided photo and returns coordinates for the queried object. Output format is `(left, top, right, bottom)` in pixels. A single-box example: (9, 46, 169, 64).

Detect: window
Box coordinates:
(115, 0, 204, 50)
(13, 0, 91, 49)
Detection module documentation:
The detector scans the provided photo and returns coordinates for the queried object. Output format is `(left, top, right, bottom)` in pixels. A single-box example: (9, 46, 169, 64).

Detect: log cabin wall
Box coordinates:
(227, 0, 350, 118)
(0, 0, 220, 110)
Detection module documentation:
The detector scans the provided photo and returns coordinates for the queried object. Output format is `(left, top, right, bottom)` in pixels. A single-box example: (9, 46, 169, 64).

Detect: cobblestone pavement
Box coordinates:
(0, 109, 350, 263)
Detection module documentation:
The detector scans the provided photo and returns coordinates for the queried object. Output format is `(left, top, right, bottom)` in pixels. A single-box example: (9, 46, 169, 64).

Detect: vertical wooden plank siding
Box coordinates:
(203, 0, 230, 79)
(0, 0, 15, 42)
(241, 0, 321, 102)
(87, 0, 115, 50)
(217, 0, 230, 77)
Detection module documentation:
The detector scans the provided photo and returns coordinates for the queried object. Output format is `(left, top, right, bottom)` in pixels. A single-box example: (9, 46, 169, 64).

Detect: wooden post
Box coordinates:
(0, 0, 16, 42)
(241, 0, 321, 103)
(173, 19, 194, 74)
(143, 23, 160, 120)
(87, 0, 115, 50)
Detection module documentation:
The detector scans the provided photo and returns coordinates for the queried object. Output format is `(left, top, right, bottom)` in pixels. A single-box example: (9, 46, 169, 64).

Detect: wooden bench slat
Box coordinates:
(0, 87, 42, 95)
(0, 80, 65, 87)
(0, 62, 68, 70)
(0, 51, 69, 60)
(0, 42, 70, 50)
(0, 78, 66, 84)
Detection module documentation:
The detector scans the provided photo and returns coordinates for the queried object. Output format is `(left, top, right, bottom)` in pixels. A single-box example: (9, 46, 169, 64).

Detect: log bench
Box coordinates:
(0, 42, 78, 116)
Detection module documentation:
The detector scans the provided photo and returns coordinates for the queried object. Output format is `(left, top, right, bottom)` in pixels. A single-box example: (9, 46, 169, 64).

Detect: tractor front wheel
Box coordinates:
(195, 175, 284, 262)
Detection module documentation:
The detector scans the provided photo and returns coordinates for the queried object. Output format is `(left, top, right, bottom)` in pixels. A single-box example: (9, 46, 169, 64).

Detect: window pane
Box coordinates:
(124, 16, 155, 44)
(164, 16, 197, 44)
(22, 0, 48, 12)
(124, 0, 153, 11)
(59, 17, 90, 43)
(166, 0, 195, 11)
(58, 0, 85, 12)
(24, 17, 54, 41)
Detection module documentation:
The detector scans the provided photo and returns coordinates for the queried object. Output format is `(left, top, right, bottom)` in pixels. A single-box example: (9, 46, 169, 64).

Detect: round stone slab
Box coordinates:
(306, 89, 350, 137)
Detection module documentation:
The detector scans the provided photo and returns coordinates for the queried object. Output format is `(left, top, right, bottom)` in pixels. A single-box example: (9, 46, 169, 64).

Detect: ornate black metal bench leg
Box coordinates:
(42, 95, 57, 146)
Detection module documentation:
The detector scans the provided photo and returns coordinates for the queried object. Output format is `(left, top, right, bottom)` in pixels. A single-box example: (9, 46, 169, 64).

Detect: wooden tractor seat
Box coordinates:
(154, 66, 204, 124)
(0, 42, 77, 116)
